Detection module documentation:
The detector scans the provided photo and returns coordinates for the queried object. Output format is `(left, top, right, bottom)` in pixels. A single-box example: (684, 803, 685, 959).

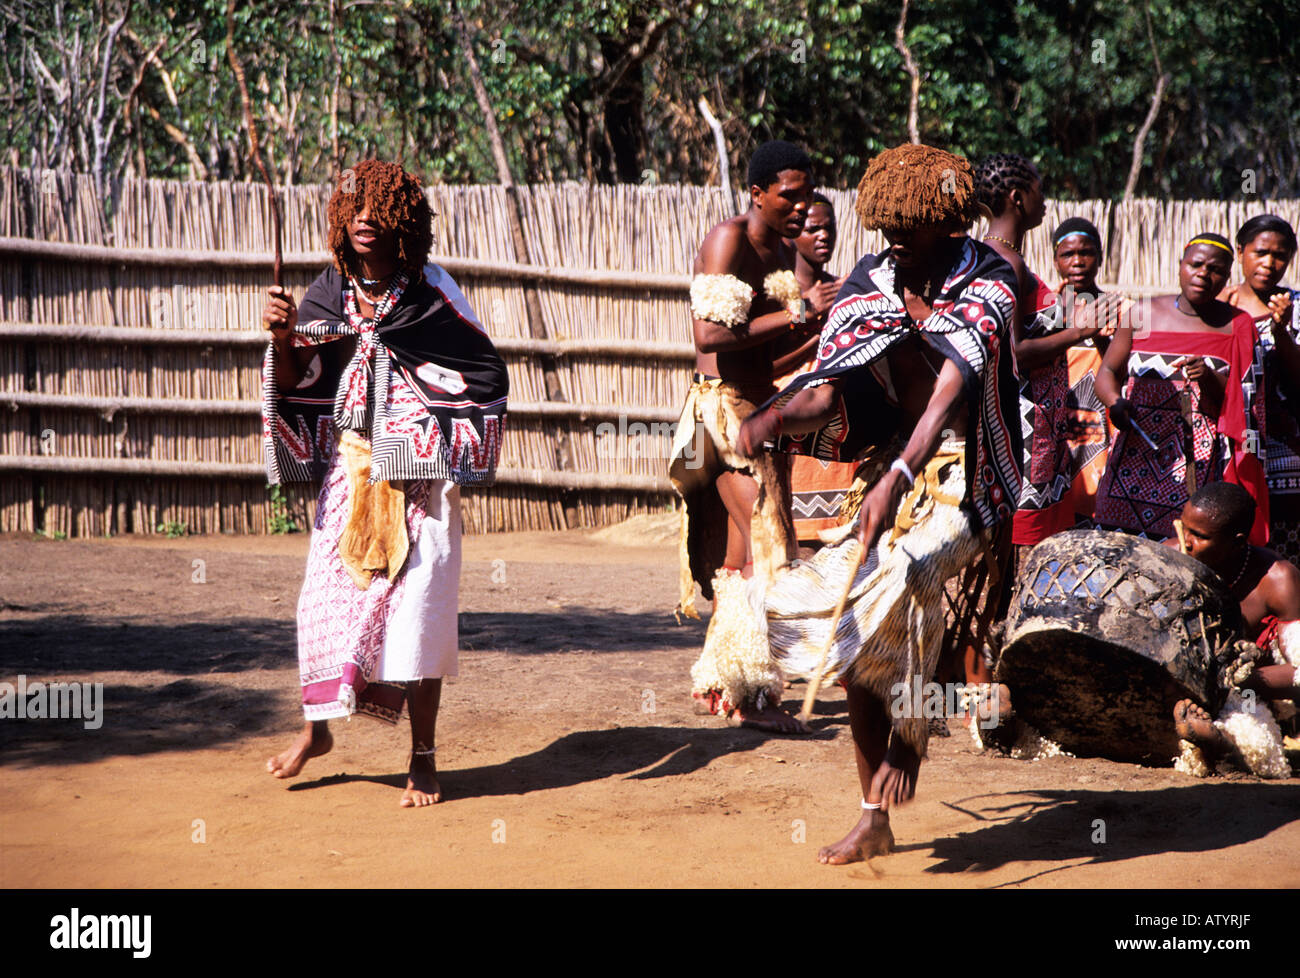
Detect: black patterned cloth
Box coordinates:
(762, 238, 1023, 531)
(262, 264, 508, 486)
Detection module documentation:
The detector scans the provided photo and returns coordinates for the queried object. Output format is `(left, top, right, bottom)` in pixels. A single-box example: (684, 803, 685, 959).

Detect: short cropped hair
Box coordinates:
(1189, 481, 1255, 538)
(1183, 231, 1234, 259)
(1237, 214, 1298, 255)
(1052, 217, 1102, 252)
(747, 140, 813, 191)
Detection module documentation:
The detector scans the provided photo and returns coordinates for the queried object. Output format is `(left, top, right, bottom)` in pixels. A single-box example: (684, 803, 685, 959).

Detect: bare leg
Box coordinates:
(266, 720, 333, 778)
(818, 684, 895, 864)
(401, 678, 442, 807)
(715, 470, 757, 572)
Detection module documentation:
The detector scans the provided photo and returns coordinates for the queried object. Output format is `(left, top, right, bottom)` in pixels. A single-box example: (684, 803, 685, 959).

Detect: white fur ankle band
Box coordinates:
(861, 799, 882, 811)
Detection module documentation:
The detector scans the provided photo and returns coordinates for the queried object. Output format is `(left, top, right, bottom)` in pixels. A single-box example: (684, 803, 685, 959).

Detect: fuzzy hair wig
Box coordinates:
(326, 159, 433, 280)
(854, 144, 978, 234)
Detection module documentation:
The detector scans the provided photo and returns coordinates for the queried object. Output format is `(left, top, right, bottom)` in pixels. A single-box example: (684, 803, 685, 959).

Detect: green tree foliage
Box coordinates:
(3, 0, 1298, 199)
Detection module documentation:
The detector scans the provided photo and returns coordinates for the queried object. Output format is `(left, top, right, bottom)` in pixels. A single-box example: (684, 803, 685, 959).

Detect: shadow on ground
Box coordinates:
(925, 783, 1300, 883)
(0, 679, 281, 767)
(288, 723, 802, 799)
(0, 608, 705, 676)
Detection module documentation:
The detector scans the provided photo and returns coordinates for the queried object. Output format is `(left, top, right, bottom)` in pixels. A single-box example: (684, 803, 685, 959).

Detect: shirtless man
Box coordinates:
(738, 144, 1022, 861)
(1168, 483, 1300, 757)
(669, 140, 838, 734)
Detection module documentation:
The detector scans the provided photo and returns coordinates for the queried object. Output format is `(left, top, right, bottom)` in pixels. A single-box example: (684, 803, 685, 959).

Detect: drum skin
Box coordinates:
(996, 530, 1240, 764)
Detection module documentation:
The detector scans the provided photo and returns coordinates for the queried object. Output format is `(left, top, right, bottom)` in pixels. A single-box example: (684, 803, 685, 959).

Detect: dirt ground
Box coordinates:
(2, 524, 1298, 889)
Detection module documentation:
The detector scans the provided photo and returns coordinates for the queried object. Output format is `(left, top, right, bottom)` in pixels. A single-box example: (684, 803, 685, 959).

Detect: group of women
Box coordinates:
(979, 154, 1300, 566)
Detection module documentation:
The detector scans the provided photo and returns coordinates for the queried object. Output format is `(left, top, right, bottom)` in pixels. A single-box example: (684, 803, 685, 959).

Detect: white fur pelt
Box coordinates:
(1176, 690, 1291, 779)
(690, 569, 783, 712)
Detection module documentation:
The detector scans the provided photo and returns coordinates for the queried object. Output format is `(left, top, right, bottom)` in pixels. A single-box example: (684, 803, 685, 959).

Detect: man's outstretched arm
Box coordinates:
(855, 358, 966, 551)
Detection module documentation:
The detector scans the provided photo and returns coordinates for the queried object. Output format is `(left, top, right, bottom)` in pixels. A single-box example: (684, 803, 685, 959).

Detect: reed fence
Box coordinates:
(2, 166, 1296, 536)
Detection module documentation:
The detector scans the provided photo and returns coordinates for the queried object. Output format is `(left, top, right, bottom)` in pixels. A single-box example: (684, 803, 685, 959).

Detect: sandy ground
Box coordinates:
(1, 525, 1298, 889)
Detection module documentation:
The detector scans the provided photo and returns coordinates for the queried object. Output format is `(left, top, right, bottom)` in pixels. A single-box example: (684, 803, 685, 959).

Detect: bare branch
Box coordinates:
(894, 0, 921, 144)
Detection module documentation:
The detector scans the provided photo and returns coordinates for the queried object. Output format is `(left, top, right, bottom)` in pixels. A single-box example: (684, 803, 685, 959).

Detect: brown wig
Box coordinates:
(854, 144, 978, 234)
(326, 159, 433, 280)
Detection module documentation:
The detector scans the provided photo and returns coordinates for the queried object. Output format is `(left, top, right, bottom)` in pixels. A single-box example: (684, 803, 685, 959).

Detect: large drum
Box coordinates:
(996, 529, 1240, 764)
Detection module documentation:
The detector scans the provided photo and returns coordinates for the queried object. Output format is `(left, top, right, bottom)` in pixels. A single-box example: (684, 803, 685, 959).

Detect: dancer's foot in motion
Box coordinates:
(400, 747, 442, 807)
(817, 809, 895, 865)
(266, 721, 332, 779)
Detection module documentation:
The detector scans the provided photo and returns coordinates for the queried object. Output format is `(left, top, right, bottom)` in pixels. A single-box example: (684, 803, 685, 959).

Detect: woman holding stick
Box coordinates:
(262, 160, 508, 807)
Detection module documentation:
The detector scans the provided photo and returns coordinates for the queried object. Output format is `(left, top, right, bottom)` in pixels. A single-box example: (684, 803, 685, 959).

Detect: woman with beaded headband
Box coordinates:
(1221, 216, 1300, 561)
(261, 159, 508, 807)
(1094, 232, 1267, 544)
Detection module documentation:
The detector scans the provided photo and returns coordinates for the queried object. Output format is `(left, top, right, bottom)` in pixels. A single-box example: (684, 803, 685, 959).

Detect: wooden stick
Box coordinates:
(799, 539, 864, 724)
(1174, 517, 1188, 554)
(225, 0, 282, 287)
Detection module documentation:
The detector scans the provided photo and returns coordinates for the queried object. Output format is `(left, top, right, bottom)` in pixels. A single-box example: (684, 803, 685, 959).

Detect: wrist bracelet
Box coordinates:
(890, 457, 915, 485)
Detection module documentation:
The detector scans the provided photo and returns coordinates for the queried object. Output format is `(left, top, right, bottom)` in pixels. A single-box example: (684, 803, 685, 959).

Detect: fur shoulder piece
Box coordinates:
(691, 274, 754, 328)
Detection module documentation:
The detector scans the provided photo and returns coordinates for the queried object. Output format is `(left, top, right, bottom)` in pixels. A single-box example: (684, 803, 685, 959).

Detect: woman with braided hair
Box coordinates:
(738, 143, 1022, 863)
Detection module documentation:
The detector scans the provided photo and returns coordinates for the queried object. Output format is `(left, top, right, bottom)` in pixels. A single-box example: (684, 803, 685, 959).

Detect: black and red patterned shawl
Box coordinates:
(763, 237, 1023, 529)
(262, 263, 508, 486)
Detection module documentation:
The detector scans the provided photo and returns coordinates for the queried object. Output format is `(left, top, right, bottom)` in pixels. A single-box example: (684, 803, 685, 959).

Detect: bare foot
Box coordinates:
(732, 701, 810, 735)
(266, 722, 332, 779)
(817, 811, 895, 865)
(400, 751, 442, 808)
(1174, 699, 1227, 754)
(873, 742, 922, 809)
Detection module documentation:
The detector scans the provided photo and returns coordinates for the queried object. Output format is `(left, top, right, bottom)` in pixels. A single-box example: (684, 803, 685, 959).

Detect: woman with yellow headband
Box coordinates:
(1222, 215, 1300, 561)
(1093, 232, 1269, 543)
(1012, 217, 1129, 545)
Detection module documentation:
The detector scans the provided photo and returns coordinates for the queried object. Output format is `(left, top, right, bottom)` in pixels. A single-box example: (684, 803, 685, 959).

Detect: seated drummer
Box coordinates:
(1167, 482, 1300, 760)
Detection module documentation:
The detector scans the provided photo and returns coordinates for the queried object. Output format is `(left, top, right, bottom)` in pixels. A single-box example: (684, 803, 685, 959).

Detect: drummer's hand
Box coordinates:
(263, 286, 297, 340)
(1108, 397, 1134, 431)
(856, 467, 909, 552)
(737, 408, 782, 457)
